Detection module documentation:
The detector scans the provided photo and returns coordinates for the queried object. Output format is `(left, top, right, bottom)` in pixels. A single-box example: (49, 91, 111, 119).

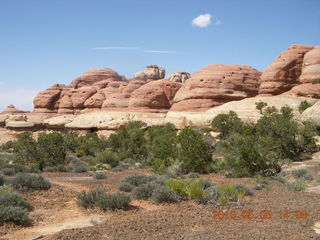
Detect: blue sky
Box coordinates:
(0, 0, 320, 110)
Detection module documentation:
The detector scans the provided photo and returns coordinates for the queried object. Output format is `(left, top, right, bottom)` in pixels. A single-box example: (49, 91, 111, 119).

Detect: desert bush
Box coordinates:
(299, 100, 312, 113)
(6, 164, 26, 173)
(0, 206, 30, 226)
(132, 182, 157, 200)
(216, 184, 250, 205)
(165, 178, 213, 203)
(0, 185, 14, 195)
(291, 169, 313, 181)
(255, 101, 268, 114)
(2, 168, 15, 176)
(77, 187, 106, 209)
(93, 173, 107, 180)
(10, 173, 51, 191)
(284, 180, 306, 191)
(151, 186, 179, 203)
(234, 184, 253, 196)
(0, 175, 4, 186)
(120, 174, 153, 187)
(0, 193, 32, 210)
(96, 192, 131, 211)
(75, 149, 85, 158)
(74, 163, 88, 173)
(118, 182, 135, 192)
(95, 151, 120, 168)
(177, 127, 213, 173)
(187, 172, 200, 179)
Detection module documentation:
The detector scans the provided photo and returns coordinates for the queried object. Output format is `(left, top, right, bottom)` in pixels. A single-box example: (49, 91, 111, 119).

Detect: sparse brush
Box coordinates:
(96, 192, 131, 211)
(0, 193, 32, 210)
(93, 173, 107, 180)
(151, 186, 179, 203)
(10, 173, 51, 191)
(0, 185, 14, 195)
(118, 182, 135, 192)
(120, 174, 153, 187)
(291, 169, 313, 181)
(77, 187, 106, 209)
(74, 163, 88, 173)
(0, 206, 30, 226)
(0, 175, 4, 186)
(216, 184, 251, 205)
(284, 180, 306, 192)
(132, 182, 158, 200)
(234, 184, 254, 196)
(2, 168, 15, 176)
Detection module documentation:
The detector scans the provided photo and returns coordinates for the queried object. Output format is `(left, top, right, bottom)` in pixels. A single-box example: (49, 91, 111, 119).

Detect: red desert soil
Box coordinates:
(0, 169, 319, 240)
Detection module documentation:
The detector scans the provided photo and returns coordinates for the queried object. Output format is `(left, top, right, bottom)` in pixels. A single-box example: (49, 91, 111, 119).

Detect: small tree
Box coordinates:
(255, 101, 268, 114)
(298, 100, 312, 113)
(177, 127, 212, 173)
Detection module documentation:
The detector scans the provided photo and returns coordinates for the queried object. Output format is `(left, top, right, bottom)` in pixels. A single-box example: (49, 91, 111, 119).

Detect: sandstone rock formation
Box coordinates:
(258, 45, 313, 95)
(300, 101, 320, 128)
(168, 71, 190, 83)
(133, 65, 165, 80)
(171, 64, 261, 111)
(129, 80, 182, 111)
(299, 46, 320, 83)
(2, 104, 24, 113)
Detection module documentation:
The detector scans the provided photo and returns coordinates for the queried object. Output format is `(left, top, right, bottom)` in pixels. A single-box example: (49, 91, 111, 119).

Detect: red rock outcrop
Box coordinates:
(171, 64, 261, 111)
(299, 46, 320, 83)
(168, 71, 190, 83)
(129, 79, 182, 111)
(258, 45, 313, 95)
(2, 104, 25, 113)
(33, 84, 66, 112)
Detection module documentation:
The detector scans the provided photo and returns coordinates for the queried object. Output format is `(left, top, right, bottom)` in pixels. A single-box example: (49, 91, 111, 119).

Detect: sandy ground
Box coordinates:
(0, 169, 319, 240)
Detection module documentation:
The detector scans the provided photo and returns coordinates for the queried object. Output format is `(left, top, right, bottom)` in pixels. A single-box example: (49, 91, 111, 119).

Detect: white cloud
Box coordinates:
(144, 50, 175, 54)
(0, 88, 39, 111)
(93, 46, 139, 50)
(192, 14, 212, 28)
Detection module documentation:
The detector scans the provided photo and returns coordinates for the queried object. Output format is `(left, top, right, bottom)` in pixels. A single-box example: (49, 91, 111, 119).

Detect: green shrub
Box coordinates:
(120, 174, 153, 187)
(75, 150, 85, 158)
(4, 164, 26, 173)
(77, 132, 108, 156)
(216, 184, 249, 205)
(146, 124, 177, 171)
(43, 166, 57, 172)
(299, 100, 312, 113)
(0, 175, 4, 186)
(291, 169, 313, 181)
(76, 187, 106, 209)
(96, 192, 131, 211)
(255, 101, 268, 114)
(74, 163, 88, 173)
(284, 180, 306, 191)
(0, 193, 32, 210)
(187, 172, 200, 178)
(132, 183, 156, 200)
(151, 186, 179, 203)
(211, 111, 246, 137)
(0, 185, 14, 195)
(164, 178, 213, 203)
(95, 151, 120, 168)
(12, 132, 67, 171)
(0, 206, 30, 226)
(212, 108, 317, 177)
(2, 168, 15, 176)
(108, 121, 147, 159)
(118, 182, 135, 192)
(204, 186, 217, 203)
(177, 127, 213, 173)
(93, 173, 107, 180)
(234, 184, 253, 196)
(10, 173, 51, 191)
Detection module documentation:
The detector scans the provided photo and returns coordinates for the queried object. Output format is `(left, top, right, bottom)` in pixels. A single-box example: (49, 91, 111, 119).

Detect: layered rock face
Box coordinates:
(171, 64, 261, 111)
(258, 45, 314, 95)
(31, 44, 320, 116)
